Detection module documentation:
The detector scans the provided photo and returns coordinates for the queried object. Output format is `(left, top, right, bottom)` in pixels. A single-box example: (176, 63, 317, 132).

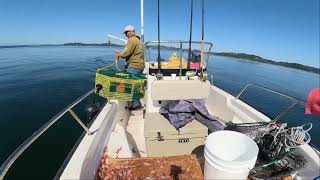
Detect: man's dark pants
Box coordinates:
(126, 68, 144, 109)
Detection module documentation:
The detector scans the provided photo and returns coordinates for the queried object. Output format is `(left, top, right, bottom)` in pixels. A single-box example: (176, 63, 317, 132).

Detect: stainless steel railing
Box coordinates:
(144, 40, 214, 78)
(0, 89, 98, 179)
(235, 83, 307, 122)
(145, 40, 214, 64)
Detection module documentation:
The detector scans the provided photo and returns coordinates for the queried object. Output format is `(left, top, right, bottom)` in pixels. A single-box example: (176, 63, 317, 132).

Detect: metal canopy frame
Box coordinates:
(144, 40, 214, 77)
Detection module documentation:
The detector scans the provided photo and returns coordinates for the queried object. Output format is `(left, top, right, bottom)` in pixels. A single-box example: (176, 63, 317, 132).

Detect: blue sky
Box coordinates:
(0, 0, 319, 67)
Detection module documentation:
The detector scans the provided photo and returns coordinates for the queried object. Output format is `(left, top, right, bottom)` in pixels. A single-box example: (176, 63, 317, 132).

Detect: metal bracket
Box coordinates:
(68, 109, 93, 135)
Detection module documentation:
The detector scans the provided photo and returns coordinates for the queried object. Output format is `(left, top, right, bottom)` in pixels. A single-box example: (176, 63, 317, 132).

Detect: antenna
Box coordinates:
(141, 0, 146, 63)
(157, 0, 161, 74)
(200, 0, 204, 70)
(140, 0, 144, 44)
(187, 0, 193, 71)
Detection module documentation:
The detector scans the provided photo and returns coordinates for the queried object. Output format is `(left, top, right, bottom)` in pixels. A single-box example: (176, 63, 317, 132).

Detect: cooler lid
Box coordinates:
(144, 113, 208, 139)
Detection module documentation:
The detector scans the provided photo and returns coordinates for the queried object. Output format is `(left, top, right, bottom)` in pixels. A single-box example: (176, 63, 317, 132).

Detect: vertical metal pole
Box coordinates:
(187, 0, 193, 71)
(200, 0, 204, 70)
(179, 42, 183, 80)
(202, 0, 204, 43)
(140, 0, 144, 44)
(206, 45, 212, 67)
(140, 0, 146, 62)
(157, 0, 161, 74)
(148, 47, 151, 62)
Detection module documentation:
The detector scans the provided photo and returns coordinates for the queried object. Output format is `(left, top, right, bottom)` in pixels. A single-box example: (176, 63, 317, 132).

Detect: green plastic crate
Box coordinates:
(95, 69, 146, 101)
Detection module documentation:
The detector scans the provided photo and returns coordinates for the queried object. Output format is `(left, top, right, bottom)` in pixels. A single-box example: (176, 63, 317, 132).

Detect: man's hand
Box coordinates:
(115, 52, 122, 59)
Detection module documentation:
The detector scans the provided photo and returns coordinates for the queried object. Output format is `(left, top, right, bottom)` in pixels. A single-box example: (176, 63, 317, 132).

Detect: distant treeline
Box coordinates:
(0, 44, 58, 48)
(63, 42, 127, 48)
(64, 42, 108, 46)
(214, 52, 319, 74)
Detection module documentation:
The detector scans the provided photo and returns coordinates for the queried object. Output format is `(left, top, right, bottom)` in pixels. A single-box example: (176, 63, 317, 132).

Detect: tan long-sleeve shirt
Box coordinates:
(121, 36, 145, 69)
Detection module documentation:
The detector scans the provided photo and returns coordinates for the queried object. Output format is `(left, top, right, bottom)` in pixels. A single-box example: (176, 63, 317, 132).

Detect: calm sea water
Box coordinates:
(0, 46, 319, 179)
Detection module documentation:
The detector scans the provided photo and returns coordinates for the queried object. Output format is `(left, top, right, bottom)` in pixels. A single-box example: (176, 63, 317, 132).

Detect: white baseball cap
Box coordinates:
(123, 25, 135, 34)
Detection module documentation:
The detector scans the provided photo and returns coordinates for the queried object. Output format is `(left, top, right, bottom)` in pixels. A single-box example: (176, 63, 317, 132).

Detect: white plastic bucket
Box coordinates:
(204, 130, 259, 180)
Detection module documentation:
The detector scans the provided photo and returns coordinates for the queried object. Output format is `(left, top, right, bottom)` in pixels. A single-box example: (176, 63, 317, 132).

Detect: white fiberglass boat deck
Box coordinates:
(58, 75, 320, 179)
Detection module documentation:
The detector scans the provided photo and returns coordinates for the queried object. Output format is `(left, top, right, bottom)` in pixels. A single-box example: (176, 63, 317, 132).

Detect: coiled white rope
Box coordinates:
(258, 122, 312, 149)
(285, 123, 312, 148)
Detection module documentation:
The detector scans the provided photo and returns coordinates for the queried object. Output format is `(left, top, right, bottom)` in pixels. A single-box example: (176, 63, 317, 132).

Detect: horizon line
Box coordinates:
(0, 43, 318, 69)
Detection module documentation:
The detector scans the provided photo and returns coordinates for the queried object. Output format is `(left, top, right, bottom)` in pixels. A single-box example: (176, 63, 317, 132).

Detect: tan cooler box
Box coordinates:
(144, 113, 208, 157)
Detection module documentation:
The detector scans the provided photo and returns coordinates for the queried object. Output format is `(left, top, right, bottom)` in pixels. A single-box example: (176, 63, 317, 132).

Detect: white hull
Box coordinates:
(60, 81, 320, 179)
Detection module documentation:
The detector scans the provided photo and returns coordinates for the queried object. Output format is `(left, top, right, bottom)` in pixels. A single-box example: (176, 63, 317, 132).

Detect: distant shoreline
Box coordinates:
(1, 43, 319, 74)
(213, 52, 319, 74)
(0, 44, 61, 48)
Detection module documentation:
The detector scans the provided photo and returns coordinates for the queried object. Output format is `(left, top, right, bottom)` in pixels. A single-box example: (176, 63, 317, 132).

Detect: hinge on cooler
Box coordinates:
(157, 131, 164, 141)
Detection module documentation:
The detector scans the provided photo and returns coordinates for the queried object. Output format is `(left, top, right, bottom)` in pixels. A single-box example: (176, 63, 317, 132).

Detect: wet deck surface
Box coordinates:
(96, 154, 203, 180)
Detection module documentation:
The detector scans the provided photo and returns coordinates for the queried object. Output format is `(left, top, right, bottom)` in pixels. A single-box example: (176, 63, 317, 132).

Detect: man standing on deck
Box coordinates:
(116, 25, 145, 110)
